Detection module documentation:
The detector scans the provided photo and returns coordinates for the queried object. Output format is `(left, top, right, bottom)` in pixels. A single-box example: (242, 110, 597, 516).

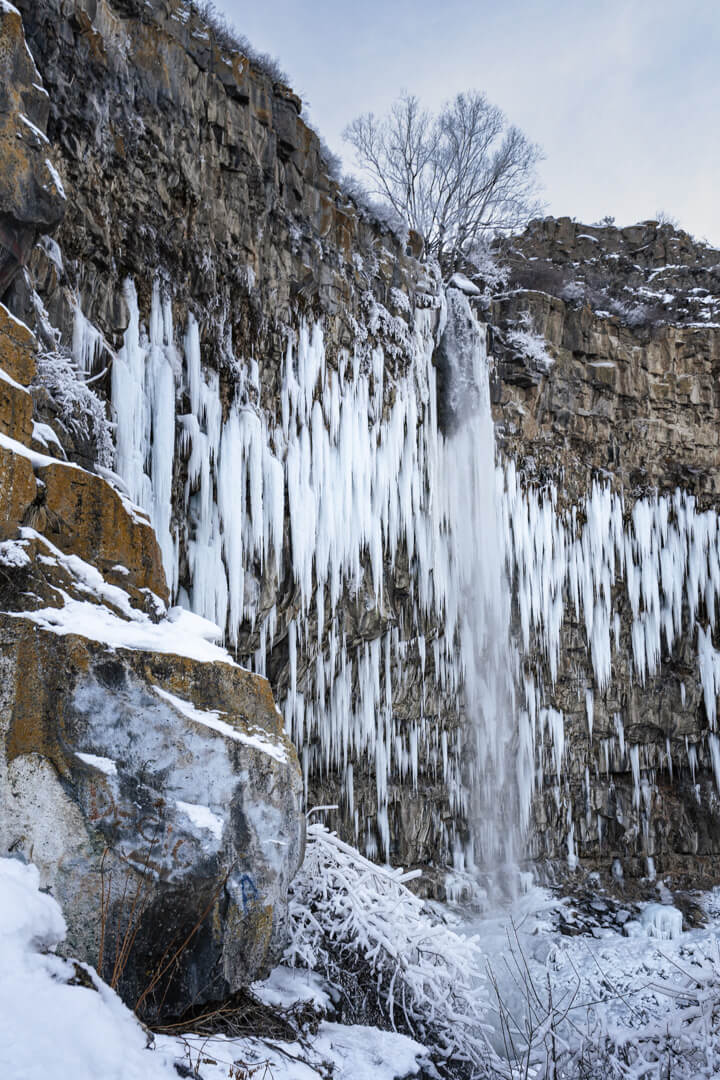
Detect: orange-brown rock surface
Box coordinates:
(0, 3, 65, 291)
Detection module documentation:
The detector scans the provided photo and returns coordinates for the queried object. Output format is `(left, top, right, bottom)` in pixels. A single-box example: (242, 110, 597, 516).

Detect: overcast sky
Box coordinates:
(218, 0, 720, 246)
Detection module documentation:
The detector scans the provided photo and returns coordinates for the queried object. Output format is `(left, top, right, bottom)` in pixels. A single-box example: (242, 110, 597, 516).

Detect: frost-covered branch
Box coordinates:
(344, 91, 544, 274)
(285, 823, 501, 1076)
(34, 348, 114, 466)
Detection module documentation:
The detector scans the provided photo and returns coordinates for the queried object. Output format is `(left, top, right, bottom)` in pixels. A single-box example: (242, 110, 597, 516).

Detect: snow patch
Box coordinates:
(448, 271, 481, 295)
(175, 800, 224, 840)
(0, 539, 30, 567)
(152, 686, 288, 762)
(75, 752, 118, 776)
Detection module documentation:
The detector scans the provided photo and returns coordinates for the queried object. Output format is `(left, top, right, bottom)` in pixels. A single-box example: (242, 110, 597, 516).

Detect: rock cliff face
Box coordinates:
(3, 0, 720, 906)
(7, 0, 458, 871)
(0, 1, 65, 292)
(0, 1, 304, 1016)
(490, 218, 720, 887)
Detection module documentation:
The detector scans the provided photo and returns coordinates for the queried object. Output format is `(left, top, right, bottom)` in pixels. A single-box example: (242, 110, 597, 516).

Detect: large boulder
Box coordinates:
(0, 305, 304, 1019)
(0, 613, 304, 1020)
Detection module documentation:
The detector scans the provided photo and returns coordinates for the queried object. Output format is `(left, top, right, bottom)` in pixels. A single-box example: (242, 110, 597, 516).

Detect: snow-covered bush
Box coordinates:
(34, 348, 114, 467)
(186, 1, 289, 83)
(361, 290, 413, 362)
(505, 313, 553, 371)
(465, 243, 510, 296)
(339, 173, 408, 239)
(608, 296, 658, 326)
(560, 280, 586, 303)
(285, 823, 500, 1078)
(480, 897, 720, 1080)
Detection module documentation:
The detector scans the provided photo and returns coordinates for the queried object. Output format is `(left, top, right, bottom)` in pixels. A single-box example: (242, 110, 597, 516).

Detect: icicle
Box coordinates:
(585, 689, 594, 740)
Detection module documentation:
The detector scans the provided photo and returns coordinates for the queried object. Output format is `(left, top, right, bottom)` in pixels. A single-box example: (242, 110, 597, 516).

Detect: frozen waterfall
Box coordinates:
(107, 276, 526, 869)
(435, 289, 523, 869)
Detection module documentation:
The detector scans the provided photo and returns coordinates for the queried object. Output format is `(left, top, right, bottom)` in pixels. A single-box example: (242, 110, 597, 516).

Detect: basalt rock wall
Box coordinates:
(491, 218, 720, 889)
(4, 0, 455, 873)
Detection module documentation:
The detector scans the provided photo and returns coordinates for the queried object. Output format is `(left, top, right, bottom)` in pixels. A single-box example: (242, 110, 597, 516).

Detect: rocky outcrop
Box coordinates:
(0, 1, 65, 292)
(490, 218, 720, 888)
(0, 615, 303, 1018)
(496, 216, 720, 329)
(492, 288, 720, 501)
(8, 0, 425, 361)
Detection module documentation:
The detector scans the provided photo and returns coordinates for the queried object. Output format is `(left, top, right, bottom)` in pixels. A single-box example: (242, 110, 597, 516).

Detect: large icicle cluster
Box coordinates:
(111, 281, 180, 596)
(101, 279, 517, 864)
(503, 467, 720, 864)
(503, 470, 720, 693)
(74, 269, 720, 874)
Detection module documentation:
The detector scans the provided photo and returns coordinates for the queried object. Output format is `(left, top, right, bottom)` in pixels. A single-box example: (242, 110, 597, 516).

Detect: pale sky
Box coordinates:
(218, 0, 720, 246)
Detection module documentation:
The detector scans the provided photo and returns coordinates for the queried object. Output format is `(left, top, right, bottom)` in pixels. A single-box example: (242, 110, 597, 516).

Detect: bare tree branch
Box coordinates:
(343, 90, 544, 274)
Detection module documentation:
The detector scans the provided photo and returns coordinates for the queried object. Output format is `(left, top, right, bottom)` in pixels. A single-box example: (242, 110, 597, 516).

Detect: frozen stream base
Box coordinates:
(6, 849, 720, 1079)
(458, 879, 720, 1078)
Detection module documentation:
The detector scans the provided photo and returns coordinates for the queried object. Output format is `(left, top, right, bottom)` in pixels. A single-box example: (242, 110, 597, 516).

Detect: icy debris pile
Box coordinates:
(457, 880, 720, 1079)
(638, 902, 684, 940)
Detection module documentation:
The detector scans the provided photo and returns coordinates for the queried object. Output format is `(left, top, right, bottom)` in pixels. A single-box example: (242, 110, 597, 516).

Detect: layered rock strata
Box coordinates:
(490, 219, 720, 887)
(0, 37, 304, 1011)
(6, 0, 460, 870)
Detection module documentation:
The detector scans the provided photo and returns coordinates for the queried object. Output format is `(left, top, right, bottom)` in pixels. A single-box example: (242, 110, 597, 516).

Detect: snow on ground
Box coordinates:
(154, 1024, 426, 1080)
(458, 879, 720, 1077)
(5, 823, 720, 1079)
(0, 858, 177, 1080)
(251, 964, 333, 1011)
(0, 856, 426, 1080)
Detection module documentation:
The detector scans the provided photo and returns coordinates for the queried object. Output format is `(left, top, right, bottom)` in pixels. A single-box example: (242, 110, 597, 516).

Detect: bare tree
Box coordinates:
(344, 91, 544, 274)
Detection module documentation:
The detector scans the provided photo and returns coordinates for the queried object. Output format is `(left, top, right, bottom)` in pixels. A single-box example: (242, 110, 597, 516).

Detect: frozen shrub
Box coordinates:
(506, 313, 553, 370)
(34, 348, 114, 467)
(285, 823, 499, 1078)
(187, 1, 290, 84)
